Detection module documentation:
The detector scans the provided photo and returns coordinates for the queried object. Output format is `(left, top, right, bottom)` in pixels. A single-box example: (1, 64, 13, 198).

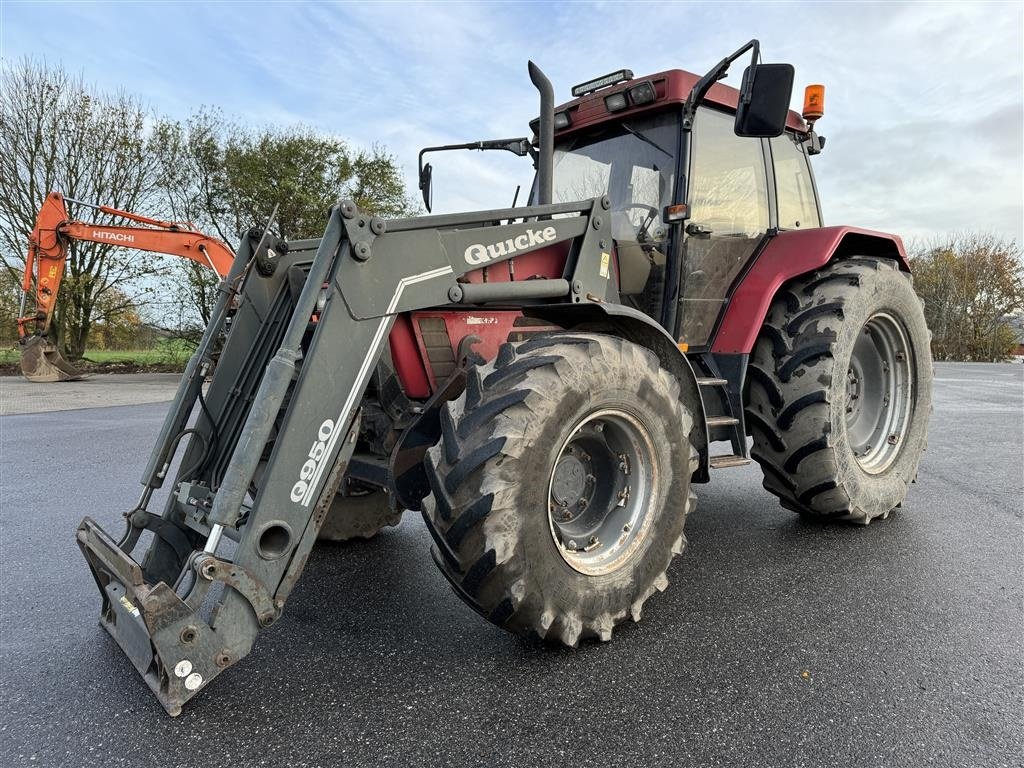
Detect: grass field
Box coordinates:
(0, 339, 192, 370)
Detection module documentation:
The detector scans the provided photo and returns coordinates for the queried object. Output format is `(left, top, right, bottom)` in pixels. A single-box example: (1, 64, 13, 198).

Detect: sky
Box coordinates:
(1, 0, 1022, 245)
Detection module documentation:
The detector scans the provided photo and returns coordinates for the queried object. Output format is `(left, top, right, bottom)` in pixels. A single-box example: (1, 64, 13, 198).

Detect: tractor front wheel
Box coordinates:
(746, 257, 933, 523)
(421, 333, 697, 646)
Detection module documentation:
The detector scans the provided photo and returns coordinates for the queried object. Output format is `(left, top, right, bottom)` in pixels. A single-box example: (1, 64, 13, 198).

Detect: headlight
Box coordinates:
(604, 92, 628, 112)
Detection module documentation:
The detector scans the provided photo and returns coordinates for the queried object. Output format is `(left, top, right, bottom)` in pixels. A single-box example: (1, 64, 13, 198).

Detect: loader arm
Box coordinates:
(75, 195, 631, 714)
(16, 191, 234, 382)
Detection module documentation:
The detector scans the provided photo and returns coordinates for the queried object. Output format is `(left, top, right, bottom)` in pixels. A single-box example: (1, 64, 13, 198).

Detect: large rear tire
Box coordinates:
(421, 333, 697, 647)
(746, 257, 932, 523)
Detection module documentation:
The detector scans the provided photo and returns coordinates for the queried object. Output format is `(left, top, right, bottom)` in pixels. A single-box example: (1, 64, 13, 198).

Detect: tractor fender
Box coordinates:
(525, 302, 710, 479)
(712, 226, 911, 355)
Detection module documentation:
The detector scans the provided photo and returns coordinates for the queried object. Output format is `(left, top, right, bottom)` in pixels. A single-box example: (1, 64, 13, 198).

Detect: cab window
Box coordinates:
(678, 107, 770, 347)
(550, 111, 678, 318)
(771, 133, 820, 229)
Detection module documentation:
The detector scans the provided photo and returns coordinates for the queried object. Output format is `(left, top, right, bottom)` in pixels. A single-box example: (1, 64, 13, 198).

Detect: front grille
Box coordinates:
(417, 316, 456, 381)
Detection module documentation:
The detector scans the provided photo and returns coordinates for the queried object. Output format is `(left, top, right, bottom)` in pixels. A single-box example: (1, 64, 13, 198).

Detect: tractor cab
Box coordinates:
(543, 67, 824, 350)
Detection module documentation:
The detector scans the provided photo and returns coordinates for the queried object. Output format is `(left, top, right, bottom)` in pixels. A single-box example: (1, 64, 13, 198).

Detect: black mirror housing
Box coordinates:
(734, 63, 795, 138)
(419, 162, 433, 213)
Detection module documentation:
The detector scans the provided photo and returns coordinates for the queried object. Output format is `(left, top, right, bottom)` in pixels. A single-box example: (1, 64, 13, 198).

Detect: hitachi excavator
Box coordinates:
(15, 191, 235, 382)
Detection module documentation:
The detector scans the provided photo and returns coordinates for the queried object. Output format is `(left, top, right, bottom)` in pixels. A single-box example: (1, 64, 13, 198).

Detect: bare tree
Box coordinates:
(910, 233, 1024, 361)
(0, 59, 160, 358)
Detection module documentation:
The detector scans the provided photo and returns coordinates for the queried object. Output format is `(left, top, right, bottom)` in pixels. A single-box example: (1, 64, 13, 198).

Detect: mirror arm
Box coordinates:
(682, 38, 760, 130)
(418, 138, 531, 171)
(418, 139, 532, 212)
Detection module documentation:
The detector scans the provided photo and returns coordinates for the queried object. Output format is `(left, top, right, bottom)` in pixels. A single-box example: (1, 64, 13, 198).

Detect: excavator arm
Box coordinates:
(16, 191, 235, 382)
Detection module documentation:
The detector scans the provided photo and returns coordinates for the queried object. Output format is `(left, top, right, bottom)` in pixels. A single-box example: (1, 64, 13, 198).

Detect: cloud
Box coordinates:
(2, 0, 1020, 240)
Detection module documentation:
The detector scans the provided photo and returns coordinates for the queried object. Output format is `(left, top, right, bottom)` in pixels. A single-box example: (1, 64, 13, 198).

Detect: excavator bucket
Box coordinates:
(19, 336, 86, 382)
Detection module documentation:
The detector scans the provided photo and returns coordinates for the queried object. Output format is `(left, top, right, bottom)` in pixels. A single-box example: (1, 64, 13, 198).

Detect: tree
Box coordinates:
(0, 59, 160, 359)
(87, 286, 143, 350)
(910, 233, 1024, 361)
(0, 269, 21, 346)
(150, 110, 417, 338)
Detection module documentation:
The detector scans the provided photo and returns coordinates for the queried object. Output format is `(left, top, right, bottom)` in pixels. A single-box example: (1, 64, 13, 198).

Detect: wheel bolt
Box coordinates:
(887, 434, 899, 445)
(594, 422, 603, 432)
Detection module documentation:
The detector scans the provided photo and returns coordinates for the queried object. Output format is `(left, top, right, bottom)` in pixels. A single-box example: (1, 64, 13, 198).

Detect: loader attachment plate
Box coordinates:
(19, 336, 86, 382)
(77, 517, 219, 716)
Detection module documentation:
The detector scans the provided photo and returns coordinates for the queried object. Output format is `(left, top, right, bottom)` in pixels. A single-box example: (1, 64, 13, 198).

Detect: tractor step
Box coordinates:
(709, 454, 752, 469)
(706, 415, 740, 427)
(696, 377, 728, 386)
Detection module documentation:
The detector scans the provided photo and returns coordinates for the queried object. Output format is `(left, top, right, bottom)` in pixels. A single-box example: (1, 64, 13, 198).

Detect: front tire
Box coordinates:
(421, 333, 697, 647)
(746, 257, 933, 523)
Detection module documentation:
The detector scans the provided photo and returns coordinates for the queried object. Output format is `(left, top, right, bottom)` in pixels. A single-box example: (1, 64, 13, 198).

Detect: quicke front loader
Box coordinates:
(77, 43, 933, 714)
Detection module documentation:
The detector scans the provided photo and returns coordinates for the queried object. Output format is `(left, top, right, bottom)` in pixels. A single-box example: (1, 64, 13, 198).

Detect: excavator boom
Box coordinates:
(16, 192, 234, 382)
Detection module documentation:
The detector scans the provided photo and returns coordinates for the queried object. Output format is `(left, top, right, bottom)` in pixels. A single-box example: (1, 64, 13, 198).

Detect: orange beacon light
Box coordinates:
(803, 84, 825, 123)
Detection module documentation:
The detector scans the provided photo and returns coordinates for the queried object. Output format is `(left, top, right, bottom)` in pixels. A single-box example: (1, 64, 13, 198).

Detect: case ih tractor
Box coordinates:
(76, 41, 932, 714)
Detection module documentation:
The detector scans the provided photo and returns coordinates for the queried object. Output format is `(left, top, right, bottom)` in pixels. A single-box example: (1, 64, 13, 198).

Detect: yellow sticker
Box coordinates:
(599, 252, 610, 279)
(119, 594, 141, 617)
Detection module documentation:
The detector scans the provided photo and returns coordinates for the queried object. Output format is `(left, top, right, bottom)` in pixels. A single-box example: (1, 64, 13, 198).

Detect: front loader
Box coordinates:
(76, 43, 933, 715)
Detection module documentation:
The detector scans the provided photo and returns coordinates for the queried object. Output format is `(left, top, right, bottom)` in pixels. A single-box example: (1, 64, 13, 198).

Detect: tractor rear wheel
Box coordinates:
(746, 257, 932, 523)
(421, 333, 697, 647)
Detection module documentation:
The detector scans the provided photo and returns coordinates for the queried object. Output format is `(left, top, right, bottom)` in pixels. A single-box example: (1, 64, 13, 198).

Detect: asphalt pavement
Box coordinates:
(0, 373, 182, 416)
(0, 362, 1021, 767)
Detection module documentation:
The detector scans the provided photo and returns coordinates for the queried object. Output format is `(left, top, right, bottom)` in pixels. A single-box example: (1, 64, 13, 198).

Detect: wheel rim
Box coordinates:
(547, 409, 657, 575)
(845, 312, 914, 474)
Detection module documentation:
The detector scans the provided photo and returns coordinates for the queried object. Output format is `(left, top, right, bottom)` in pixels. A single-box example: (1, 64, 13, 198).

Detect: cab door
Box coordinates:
(677, 107, 772, 348)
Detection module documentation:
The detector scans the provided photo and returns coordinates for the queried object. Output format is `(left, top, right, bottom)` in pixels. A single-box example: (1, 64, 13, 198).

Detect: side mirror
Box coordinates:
(734, 63, 795, 138)
(419, 162, 433, 213)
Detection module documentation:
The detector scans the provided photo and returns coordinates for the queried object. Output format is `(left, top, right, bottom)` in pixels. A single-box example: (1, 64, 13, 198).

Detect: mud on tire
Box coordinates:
(421, 333, 698, 647)
(746, 257, 933, 523)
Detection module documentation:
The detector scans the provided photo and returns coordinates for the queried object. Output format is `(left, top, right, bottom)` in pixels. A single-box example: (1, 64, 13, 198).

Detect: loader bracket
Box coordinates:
(193, 555, 279, 626)
(77, 517, 224, 716)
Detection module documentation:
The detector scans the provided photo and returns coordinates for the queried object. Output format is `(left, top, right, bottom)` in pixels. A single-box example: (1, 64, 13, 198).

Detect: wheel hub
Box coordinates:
(844, 312, 914, 474)
(551, 451, 591, 522)
(547, 410, 656, 575)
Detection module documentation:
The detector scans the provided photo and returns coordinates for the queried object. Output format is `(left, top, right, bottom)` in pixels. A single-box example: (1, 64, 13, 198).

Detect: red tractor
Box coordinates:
(76, 41, 932, 714)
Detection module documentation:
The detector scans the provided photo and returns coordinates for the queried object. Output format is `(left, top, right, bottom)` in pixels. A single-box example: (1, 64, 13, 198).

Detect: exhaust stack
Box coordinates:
(528, 61, 554, 206)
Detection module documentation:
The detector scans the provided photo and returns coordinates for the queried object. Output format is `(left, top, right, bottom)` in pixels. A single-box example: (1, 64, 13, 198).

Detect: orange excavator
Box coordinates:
(16, 191, 235, 382)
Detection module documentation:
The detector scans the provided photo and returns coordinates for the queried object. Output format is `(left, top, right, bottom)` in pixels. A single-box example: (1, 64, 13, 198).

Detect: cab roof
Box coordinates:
(553, 68, 807, 138)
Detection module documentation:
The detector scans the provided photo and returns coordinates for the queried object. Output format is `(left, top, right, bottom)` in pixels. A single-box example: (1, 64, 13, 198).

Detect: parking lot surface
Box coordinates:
(1, 362, 1021, 767)
(0, 373, 182, 416)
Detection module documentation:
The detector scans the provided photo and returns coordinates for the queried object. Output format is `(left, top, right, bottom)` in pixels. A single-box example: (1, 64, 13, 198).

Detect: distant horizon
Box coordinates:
(2, 1, 1021, 244)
